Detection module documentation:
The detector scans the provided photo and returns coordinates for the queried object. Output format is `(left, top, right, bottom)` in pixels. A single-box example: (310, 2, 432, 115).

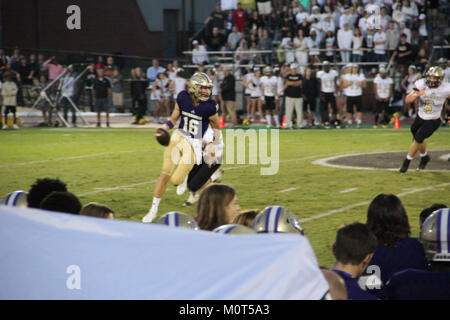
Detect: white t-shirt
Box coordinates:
(173, 77, 187, 99)
(374, 31, 386, 55)
(296, 12, 309, 24)
(414, 78, 450, 120)
(260, 76, 278, 97)
(277, 76, 284, 96)
(374, 75, 393, 99)
(244, 72, 254, 95)
(343, 73, 365, 96)
(249, 76, 262, 98)
(317, 69, 339, 93)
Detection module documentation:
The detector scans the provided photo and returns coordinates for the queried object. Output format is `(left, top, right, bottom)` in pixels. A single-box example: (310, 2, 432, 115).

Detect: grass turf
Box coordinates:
(1, 126, 449, 267)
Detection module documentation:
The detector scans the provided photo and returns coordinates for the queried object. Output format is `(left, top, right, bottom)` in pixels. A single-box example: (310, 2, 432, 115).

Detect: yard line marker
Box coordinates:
(300, 182, 450, 223)
(279, 187, 297, 193)
(0, 150, 138, 168)
(340, 188, 358, 193)
(79, 179, 158, 197)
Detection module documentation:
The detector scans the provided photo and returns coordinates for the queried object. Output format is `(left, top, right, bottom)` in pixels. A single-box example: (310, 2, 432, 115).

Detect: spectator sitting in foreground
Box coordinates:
(40, 191, 82, 215)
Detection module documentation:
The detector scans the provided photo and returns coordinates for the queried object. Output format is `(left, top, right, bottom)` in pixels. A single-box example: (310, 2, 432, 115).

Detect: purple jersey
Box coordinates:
(385, 269, 450, 300)
(332, 269, 377, 300)
(176, 90, 218, 139)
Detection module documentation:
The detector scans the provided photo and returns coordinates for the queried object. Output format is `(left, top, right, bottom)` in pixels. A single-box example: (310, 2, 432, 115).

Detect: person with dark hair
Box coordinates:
(419, 203, 447, 230)
(385, 208, 450, 299)
(81, 202, 115, 219)
(332, 223, 378, 300)
(232, 210, 258, 228)
(195, 184, 240, 231)
(361, 194, 429, 299)
(27, 178, 67, 209)
(40, 191, 81, 215)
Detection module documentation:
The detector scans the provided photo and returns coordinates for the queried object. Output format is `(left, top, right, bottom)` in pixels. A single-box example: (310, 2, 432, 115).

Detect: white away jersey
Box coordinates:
(317, 69, 338, 93)
(414, 78, 450, 120)
(261, 76, 278, 97)
(374, 75, 393, 99)
(343, 73, 365, 97)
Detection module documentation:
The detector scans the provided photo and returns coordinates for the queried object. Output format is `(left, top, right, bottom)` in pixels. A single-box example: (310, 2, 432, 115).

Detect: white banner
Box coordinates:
(0, 205, 328, 299)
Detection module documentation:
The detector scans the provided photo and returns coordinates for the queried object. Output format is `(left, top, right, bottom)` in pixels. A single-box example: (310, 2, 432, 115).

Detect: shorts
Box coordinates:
(251, 96, 261, 100)
(187, 163, 221, 192)
(112, 92, 123, 106)
(320, 92, 337, 113)
(95, 97, 110, 112)
(346, 96, 363, 113)
(264, 96, 276, 111)
(410, 116, 441, 143)
(4, 106, 16, 113)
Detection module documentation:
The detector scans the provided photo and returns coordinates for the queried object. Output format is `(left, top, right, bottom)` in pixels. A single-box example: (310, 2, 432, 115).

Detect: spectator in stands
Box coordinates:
(307, 30, 321, 64)
(40, 191, 81, 215)
(195, 184, 241, 231)
(28, 53, 40, 83)
(417, 14, 431, 44)
(362, 193, 429, 299)
(37, 53, 47, 79)
(93, 68, 112, 127)
(352, 28, 363, 63)
(295, 4, 308, 25)
(27, 178, 68, 209)
(258, 29, 273, 65)
(104, 56, 116, 81)
(268, 10, 282, 41)
(399, 22, 411, 43)
(42, 56, 64, 82)
(94, 56, 105, 70)
(60, 65, 77, 126)
(206, 27, 227, 52)
(364, 28, 375, 65)
(385, 208, 450, 299)
(233, 2, 246, 33)
(232, 210, 258, 228)
(192, 40, 210, 66)
(402, 0, 418, 24)
(227, 26, 242, 51)
(281, 31, 296, 65)
(111, 69, 124, 113)
(220, 67, 237, 127)
(256, 0, 272, 16)
(84, 64, 96, 112)
(386, 21, 400, 58)
(225, 11, 234, 36)
(419, 203, 447, 230)
(130, 67, 148, 125)
(34, 75, 52, 126)
(374, 26, 388, 62)
(81, 202, 115, 219)
(302, 65, 318, 127)
(16, 57, 34, 105)
(332, 223, 378, 300)
(414, 47, 428, 72)
(204, 2, 227, 33)
(234, 39, 250, 66)
(9, 47, 23, 71)
(146, 59, 166, 88)
(338, 23, 353, 63)
(294, 29, 308, 74)
(392, 34, 413, 66)
(1, 73, 19, 129)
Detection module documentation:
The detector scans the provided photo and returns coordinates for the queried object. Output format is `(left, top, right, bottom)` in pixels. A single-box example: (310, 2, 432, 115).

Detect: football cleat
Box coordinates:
(156, 211, 199, 230)
(183, 191, 199, 206)
(213, 224, 256, 234)
(399, 158, 411, 173)
(211, 169, 224, 183)
(418, 155, 430, 170)
(1, 190, 28, 207)
(252, 206, 304, 234)
(142, 207, 158, 223)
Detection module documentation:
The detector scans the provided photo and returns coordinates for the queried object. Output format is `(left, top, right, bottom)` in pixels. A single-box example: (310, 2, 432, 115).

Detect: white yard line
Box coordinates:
(279, 187, 297, 193)
(340, 188, 358, 193)
(79, 179, 158, 197)
(0, 150, 138, 168)
(300, 182, 450, 223)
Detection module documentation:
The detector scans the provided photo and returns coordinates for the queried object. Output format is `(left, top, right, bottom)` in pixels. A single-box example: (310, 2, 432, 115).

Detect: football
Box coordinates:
(155, 128, 170, 146)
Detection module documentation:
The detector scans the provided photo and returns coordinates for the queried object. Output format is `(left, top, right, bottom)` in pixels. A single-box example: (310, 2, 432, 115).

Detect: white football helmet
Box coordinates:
(156, 211, 199, 230)
(1, 190, 28, 208)
(188, 72, 213, 102)
(213, 224, 256, 234)
(252, 206, 304, 234)
(421, 208, 450, 262)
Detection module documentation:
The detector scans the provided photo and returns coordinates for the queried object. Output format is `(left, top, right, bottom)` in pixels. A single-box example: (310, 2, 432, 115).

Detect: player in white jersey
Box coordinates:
(399, 66, 450, 173)
(342, 64, 366, 128)
(373, 66, 393, 128)
(317, 60, 339, 128)
(260, 66, 279, 128)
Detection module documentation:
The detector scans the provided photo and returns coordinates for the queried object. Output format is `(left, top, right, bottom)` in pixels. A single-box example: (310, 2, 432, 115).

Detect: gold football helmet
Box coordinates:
(420, 208, 450, 262)
(252, 206, 304, 234)
(188, 72, 213, 102)
(213, 224, 256, 234)
(156, 211, 199, 230)
(1, 190, 28, 208)
(425, 66, 445, 88)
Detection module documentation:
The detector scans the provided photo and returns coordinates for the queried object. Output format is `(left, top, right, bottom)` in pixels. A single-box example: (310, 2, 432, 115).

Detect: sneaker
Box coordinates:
(176, 177, 188, 196)
(399, 158, 411, 173)
(211, 169, 224, 183)
(13, 124, 19, 129)
(2, 124, 8, 129)
(184, 192, 199, 206)
(373, 125, 378, 129)
(382, 125, 387, 129)
(418, 155, 430, 170)
(142, 208, 158, 223)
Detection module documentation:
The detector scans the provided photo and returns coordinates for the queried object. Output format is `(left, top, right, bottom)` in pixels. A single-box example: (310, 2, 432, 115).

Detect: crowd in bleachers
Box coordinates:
(2, 177, 449, 299)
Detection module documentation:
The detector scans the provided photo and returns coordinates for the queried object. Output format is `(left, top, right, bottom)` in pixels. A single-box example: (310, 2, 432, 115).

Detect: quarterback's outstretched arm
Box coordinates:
(161, 103, 181, 131)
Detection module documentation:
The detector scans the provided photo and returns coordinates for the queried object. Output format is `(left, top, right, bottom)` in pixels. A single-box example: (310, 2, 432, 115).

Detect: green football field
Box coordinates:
(1, 127, 449, 267)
